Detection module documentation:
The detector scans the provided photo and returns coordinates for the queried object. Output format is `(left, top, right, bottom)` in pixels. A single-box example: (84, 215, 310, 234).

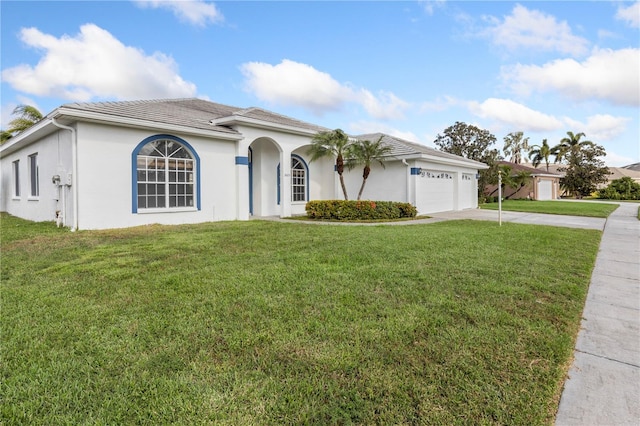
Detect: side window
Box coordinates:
(291, 155, 307, 202)
(132, 135, 200, 213)
(13, 160, 20, 197)
(28, 154, 39, 197)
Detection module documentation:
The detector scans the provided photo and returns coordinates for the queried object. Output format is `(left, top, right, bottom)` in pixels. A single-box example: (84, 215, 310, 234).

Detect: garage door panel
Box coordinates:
(537, 180, 552, 200)
(417, 171, 454, 213)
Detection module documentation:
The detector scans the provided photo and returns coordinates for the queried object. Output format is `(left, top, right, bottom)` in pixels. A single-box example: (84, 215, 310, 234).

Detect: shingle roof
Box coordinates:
(354, 132, 487, 167)
(228, 107, 329, 133)
(500, 161, 560, 176)
(59, 98, 243, 134)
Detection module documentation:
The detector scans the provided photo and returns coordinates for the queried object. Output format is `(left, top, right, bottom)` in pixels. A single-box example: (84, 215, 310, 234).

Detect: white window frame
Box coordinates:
(28, 153, 39, 199)
(135, 138, 197, 212)
(12, 160, 20, 198)
(291, 156, 306, 202)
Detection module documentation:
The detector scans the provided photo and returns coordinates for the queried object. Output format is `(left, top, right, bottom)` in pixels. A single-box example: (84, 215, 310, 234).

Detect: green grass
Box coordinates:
(1, 213, 602, 425)
(480, 199, 618, 217)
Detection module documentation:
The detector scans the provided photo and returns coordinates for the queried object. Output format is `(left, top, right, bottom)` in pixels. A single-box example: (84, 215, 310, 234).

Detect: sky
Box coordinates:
(1, 0, 638, 166)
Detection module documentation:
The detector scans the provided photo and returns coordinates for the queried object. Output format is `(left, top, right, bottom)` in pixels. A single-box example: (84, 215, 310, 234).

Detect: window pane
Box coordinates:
(136, 139, 196, 210)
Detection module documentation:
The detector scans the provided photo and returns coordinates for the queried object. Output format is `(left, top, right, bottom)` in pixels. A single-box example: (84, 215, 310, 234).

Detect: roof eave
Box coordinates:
(210, 115, 321, 136)
(54, 107, 243, 141)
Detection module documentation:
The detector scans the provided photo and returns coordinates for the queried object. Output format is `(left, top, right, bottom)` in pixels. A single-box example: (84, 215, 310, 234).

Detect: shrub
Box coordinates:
(597, 177, 640, 200)
(305, 200, 417, 221)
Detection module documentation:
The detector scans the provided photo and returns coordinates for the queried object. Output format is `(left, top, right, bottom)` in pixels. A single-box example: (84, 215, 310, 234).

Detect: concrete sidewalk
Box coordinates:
(555, 202, 640, 425)
(428, 208, 607, 230)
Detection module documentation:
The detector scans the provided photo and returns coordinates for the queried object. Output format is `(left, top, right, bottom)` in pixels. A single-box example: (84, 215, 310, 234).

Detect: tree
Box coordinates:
(506, 170, 532, 199)
(434, 121, 499, 196)
(528, 139, 552, 171)
(551, 131, 593, 164)
(307, 129, 353, 200)
(502, 131, 529, 164)
(598, 177, 640, 200)
(0, 105, 43, 144)
(346, 135, 393, 200)
(553, 132, 609, 198)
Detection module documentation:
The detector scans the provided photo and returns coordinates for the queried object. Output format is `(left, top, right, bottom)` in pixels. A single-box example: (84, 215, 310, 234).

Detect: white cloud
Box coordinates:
(240, 59, 409, 119)
(1, 24, 197, 102)
(468, 98, 563, 132)
(604, 151, 637, 167)
(562, 114, 630, 142)
(419, 0, 446, 16)
(616, 1, 640, 28)
(483, 4, 589, 56)
(134, 0, 223, 27)
(501, 47, 640, 106)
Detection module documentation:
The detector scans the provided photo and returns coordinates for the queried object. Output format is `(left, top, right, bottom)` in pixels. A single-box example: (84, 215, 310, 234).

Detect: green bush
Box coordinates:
(597, 177, 640, 200)
(305, 200, 417, 221)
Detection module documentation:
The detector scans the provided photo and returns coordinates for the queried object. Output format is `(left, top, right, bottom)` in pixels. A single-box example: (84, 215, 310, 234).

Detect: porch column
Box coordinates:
(235, 139, 250, 220)
(280, 150, 292, 218)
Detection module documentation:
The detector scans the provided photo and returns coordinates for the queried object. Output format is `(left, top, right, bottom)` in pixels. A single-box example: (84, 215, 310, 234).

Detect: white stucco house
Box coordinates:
(0, 98, 487, 230)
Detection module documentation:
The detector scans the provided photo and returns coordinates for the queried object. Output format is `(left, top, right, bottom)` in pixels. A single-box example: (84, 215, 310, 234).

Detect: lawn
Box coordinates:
(480, 199, 618, 217)
(1, 213, 602, 425)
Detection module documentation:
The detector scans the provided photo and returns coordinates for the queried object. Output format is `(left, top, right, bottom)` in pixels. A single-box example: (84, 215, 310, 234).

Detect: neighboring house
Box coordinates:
(622, 162, 640, 172)
(486, 161, 561, 200)
(0, 98, 487, 230)
(535, 163, 640, 190)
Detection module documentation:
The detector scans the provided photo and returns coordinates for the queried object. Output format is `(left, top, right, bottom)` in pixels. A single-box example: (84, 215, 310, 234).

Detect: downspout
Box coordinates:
(52, 119, 78, 232)
(402, 159, 411, 204)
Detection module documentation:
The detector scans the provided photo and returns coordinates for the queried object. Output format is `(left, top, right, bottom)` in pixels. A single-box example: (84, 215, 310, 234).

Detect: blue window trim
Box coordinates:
(131, 134, 201, 213)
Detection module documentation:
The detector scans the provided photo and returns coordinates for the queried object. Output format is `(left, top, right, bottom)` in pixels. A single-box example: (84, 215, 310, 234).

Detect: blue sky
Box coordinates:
(1, 1, 638, 166)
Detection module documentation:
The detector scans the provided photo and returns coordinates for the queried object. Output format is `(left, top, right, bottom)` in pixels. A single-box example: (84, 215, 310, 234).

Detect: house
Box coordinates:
(534, 163, 640, 190)
(486, 161, 561, 200)
(0, 98, 487, 230)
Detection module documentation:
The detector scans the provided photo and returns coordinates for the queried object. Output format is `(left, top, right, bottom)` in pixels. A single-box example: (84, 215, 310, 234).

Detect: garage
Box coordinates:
(417, 170, 455, 214)
(458, 173, 476, 210)
(537, 179, 553, 200)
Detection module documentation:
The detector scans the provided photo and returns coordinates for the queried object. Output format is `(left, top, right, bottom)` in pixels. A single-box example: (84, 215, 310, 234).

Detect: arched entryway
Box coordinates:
(248, 137, 281, 217)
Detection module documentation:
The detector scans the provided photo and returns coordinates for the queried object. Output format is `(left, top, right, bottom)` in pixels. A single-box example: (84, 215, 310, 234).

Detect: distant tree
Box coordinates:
(551, 131, 593, 164)
(553, 132, 609, 198)
(308, 129, 353, 200)
(503, 131, 529, 164)
(528, 139, 552, 171)
(434, 121, 500, 196)
(0, 105, 44, 144)
(506, 170, 532, 199)
(346, 136, 394, 200)
(597, 177, 640, 200)
(487, 164, 514, 197)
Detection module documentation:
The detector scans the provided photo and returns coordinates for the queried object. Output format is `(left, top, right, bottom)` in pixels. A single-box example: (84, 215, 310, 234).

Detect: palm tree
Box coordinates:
(307, 129, 353, 200)
(528, 139, 551, 171)
(487, 164, 513, 197)
(346, 136, 394, 200)
(551, 131, 594, 164)
(506, 170, 532, 199)
(503, 131, 529, 164)
(1, 105, 43, 144)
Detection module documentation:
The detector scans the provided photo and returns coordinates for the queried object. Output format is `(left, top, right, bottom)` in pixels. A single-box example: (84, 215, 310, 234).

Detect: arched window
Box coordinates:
(291, 156, 307, 202)
(277, 155, 309, 204)
(132, 135, 200, 213)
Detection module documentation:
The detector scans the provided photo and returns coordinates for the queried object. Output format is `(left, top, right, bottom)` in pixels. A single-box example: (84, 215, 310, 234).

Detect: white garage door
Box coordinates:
(459, 173, 475, 209)
(418, 171, 455, 213)
(537, 179, 553, 200)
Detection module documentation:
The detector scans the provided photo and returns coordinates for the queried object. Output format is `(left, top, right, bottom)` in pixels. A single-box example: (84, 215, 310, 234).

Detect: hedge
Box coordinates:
(305, 200, 417, 221)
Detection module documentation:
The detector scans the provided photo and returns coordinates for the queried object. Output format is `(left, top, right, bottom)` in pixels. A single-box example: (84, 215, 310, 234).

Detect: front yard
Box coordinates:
(1, 213, 602, 424)
(480, 199, 619, 217)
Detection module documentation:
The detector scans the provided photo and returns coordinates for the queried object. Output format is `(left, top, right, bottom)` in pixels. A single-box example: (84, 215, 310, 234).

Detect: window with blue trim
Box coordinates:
(291, 157, 306, 202)
(134, 137, 197, 211)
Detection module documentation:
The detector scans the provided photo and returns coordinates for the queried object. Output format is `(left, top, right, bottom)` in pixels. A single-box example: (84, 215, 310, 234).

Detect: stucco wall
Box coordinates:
(1, 129, 73, 224)
(75, 122, 238, 230)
